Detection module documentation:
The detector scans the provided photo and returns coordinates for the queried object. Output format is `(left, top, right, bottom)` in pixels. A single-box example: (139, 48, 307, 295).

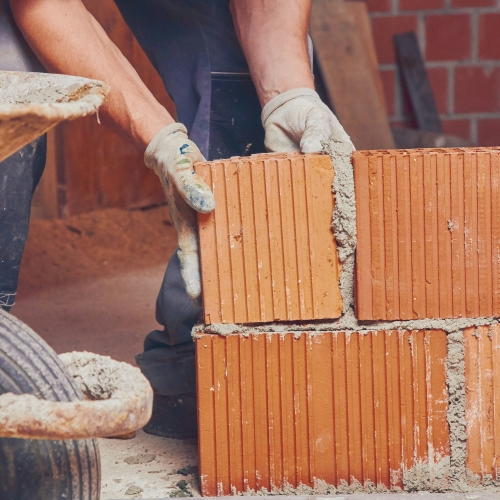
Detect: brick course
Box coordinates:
(197, 330, 449, 496)
(195, 153, 343, 325)
(366, 0, 500, 146)
(353, 148, 500, 321)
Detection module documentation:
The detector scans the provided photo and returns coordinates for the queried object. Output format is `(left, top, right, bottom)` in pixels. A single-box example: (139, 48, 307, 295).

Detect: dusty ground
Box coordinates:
(12, 206, 201, 499)
(14, 205, 176, 365)
(17, 205, 175, 297)
(99, 430, 199, 499)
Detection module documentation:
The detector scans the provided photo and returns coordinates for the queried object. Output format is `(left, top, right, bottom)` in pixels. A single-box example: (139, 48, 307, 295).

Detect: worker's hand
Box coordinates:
(261, 87, 354, 153)
(145, 123, 215, 300)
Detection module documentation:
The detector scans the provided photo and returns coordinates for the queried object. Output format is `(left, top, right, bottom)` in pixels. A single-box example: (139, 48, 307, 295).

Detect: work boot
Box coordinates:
(143, 393, 198, 439)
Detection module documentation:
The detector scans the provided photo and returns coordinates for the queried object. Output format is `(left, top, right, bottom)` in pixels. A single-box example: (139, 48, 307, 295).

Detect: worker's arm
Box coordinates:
(230, 0, 354, 153)
(10, 0, 173, 149)
(230, 0, 314, 106)
(10, 0, 214, 299)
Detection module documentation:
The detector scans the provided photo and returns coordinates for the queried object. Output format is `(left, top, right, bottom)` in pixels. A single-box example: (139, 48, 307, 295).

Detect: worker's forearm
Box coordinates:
(230, 0, 314, 106)
(10, 0, 174, 150)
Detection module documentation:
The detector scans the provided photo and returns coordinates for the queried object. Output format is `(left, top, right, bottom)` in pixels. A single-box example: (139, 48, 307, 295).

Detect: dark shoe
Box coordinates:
(143, 393, 197, 439)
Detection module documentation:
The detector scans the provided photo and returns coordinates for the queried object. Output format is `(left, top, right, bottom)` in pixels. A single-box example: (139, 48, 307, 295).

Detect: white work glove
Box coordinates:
(145, 123, 215, 300)
(261, 87, 354, 153)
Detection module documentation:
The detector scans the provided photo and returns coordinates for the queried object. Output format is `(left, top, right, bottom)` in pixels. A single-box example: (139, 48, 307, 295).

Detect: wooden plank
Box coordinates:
(31, 129, 58, 219)
(394, 32, 443, 133)
(310, 0, 395, 150)
(345, 0, 387, 111)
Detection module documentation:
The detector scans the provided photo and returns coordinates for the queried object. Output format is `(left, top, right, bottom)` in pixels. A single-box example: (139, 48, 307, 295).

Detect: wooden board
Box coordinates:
(394, 32, 443, 133)
(310, 0, 395, 150)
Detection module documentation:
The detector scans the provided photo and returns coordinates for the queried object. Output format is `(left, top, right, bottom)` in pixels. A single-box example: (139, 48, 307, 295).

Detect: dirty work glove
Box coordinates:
(261, 87, 354, 153)
(144, 123, 215, 300)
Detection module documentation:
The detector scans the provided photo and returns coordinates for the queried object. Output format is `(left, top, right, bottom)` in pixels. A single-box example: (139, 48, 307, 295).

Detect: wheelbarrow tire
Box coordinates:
(0, 309, 100, 500)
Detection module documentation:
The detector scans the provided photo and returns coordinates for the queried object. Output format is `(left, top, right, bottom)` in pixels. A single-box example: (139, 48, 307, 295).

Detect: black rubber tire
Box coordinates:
(0, 309, 100, 500)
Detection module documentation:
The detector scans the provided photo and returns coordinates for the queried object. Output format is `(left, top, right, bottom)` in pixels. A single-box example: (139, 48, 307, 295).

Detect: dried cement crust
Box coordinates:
(0, 71, 109, 163)
(0, 351, 152, 440)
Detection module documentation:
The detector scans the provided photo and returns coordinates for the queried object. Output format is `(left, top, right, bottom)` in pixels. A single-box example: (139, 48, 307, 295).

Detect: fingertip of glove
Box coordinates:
(193, 195, 216, 214)
(186, 284, 201, 300)
(300, 138, 323, 155)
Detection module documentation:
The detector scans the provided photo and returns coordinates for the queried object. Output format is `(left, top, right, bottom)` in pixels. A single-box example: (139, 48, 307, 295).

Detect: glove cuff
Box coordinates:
(261, 87, 320, 126)
(144, 122, 188, 170)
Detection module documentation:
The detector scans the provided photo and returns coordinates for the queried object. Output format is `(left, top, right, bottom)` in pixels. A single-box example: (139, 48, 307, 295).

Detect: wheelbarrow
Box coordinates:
(0, 71, 153, 500)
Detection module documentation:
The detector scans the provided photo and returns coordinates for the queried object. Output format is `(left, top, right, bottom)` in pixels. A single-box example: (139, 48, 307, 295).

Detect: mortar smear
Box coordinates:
(403, 457, 450, 492)
(446, 331, 467, 492)
(60, 351, 122, 400)
(322, 137, 356, 312)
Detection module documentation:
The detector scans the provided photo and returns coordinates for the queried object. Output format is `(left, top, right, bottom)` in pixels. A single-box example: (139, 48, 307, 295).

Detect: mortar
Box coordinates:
(0, 70, 109, 162)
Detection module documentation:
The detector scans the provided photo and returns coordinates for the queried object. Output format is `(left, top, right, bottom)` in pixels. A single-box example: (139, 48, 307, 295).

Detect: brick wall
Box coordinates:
(367, 0, 500, 146)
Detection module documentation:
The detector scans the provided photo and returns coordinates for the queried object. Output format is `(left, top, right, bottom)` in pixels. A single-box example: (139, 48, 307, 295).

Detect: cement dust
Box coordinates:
(98, 429, 199, 499)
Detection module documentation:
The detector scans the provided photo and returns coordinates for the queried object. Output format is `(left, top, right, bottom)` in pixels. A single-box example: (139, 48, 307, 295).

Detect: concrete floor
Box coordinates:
(4, 207, 205, 499)
(13, 258, 201, 499)
(13, 265, 201, 499)
(13, 265, 165, 366)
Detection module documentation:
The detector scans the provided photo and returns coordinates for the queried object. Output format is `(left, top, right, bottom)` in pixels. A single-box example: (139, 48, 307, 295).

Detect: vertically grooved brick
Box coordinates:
(196, 330, 450, 496)
(195, 153, 342, 324)
(354, 147, 500, 321)
(464, 325, 500, 479)
(493, 153, 500, 313)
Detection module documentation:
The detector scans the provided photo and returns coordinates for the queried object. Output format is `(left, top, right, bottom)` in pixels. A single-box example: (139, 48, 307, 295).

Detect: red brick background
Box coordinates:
(367, 0, 500, 146)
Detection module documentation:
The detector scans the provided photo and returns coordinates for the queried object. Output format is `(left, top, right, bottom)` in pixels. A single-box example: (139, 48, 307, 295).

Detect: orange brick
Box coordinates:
(196, 330, 450, 496)
(195, 153, 343, 324)
(353, 148, 500, 321)
(464, 325, 500, 479)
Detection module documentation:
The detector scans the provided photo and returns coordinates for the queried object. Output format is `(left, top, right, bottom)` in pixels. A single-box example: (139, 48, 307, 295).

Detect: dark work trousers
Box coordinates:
(0, 0, 46, 311)
(114, 0, 266, 396)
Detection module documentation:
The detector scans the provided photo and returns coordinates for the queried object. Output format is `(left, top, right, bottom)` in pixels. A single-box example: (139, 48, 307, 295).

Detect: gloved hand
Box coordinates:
(144, 123, 215, 300)
(261, 87, 354, 153)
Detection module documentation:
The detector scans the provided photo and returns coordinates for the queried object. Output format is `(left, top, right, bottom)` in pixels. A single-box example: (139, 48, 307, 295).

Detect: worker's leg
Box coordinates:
(0, 139, 47, 311)
(115, 0, 265, 438)
(0, 2, 47, 311)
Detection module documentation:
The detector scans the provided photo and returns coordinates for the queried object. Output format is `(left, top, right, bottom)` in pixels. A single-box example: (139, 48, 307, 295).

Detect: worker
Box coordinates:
(2, 0, 354, 439)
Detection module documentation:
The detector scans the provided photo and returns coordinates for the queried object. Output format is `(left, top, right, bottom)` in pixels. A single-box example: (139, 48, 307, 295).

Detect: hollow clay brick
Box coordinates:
(196, 330, 449, 496)
(464, 324, 500, 479)
(195, 153, 342, 325)
(353, 147, 500, 321)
